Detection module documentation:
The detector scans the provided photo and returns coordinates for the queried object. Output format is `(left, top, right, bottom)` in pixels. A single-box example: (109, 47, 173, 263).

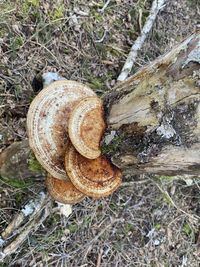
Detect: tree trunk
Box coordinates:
(102, 33, 200, 176)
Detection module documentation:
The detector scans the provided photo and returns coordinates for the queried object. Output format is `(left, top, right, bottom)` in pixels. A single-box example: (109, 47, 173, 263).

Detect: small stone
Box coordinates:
(56, 202, 72, 218)
(154, 239, 160, 246)
(0, 140, 44, 181)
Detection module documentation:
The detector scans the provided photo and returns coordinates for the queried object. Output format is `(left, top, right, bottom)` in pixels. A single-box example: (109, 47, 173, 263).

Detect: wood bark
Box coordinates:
(102, 33, 200, 176)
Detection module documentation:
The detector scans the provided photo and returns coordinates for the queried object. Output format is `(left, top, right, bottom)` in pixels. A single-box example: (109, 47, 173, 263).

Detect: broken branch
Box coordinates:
(117, 0, 166, 81)
(0, 192, 53, 262)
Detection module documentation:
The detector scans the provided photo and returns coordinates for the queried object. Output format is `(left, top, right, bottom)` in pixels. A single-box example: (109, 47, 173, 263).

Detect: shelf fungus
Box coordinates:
(68, 97, 106, 159)
(27, 80, 96, 180)
(46, 174, 85, 204)
(65, 142, 122, 198)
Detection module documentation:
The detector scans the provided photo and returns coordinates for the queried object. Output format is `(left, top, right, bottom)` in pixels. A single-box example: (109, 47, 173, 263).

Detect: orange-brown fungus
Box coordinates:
(46, 174, 85, 204)
(65, 142, 122, 198)
(68, 97, 106, 159)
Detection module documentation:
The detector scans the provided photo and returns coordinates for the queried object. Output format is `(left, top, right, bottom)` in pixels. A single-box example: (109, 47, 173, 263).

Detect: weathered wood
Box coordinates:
(102, 33, 200, 176)
(0, 192, 52, 262)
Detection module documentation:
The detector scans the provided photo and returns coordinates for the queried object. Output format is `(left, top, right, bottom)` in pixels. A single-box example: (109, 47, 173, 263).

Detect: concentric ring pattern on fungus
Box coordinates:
(68, 97, 106, 159)
(65, 142, 122, 198)
(27, 80, 96, 180)
(46, 173, 85, 204)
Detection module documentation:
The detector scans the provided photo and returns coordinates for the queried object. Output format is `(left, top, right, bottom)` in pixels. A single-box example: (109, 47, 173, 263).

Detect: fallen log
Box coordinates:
(102, 32, 200, 176)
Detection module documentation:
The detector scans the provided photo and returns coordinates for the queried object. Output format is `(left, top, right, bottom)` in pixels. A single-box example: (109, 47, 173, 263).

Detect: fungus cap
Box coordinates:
(68, 97, 106, 159)
(46, 173, 85, 204)
(65, 142, 122, 198)
(27, 80, 96, 180)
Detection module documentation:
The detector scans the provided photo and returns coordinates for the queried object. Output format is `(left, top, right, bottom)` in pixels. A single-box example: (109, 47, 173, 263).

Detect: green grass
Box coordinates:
(88, 76, 105, 91)
(0, 176, 33, 189)
(182, 223, 195, 240)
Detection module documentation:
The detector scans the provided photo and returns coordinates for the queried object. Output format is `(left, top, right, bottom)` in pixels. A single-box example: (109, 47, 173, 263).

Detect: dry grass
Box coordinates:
(3, 176, 200, 266)
(0, 0, 200, 266)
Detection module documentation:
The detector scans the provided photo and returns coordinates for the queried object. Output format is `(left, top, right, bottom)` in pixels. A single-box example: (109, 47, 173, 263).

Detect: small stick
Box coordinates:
(117, 0, 166, 81)
(1, 192, 47, 240)
(0, 195, 52, 262)
(96, 248, 103, 267)
(99, 0, 111, 13)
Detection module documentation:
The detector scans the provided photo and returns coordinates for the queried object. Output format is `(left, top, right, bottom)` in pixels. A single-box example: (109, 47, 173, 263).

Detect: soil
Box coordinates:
(0, 0, 199, 266)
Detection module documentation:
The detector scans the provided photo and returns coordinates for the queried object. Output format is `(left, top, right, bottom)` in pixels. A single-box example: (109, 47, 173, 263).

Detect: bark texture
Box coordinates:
(102, 33, 200, 176)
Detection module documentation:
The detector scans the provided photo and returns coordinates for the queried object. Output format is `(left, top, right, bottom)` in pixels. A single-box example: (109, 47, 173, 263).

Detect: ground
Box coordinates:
(0, 0, 200, 266)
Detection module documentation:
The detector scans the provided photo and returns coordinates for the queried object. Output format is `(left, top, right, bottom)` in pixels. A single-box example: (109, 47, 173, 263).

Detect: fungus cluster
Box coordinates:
(27, 80, 122, 204)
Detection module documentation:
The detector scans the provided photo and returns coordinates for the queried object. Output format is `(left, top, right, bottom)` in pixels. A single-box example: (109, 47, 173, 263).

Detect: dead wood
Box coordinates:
(103, 32, 200, 176)
(0, 192, 52, 262)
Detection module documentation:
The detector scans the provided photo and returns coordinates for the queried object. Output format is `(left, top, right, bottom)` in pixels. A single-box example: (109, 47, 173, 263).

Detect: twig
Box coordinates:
(151, 179, 200, 221)
(1, 192, 47, 240)
(99, 0, 111, 13)
(1, 8, 16, 15)
(96, 248, 103, 267)
(84, 218, 123, 259)
(30, 41, 60, 65)
(117, 0, 166, 81)
(0, 94, 15, 97)
(94, 28, 109, 43)
(0, 192, 53, 262)
(122, 180, 149, 186)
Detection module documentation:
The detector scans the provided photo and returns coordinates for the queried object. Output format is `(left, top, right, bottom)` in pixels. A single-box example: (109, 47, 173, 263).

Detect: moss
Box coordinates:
(101, 133, 125, 155)
(28, 152, 43, 173)
(113, 18, 123, 30)
(22, 0, 40, 10)
(21, 2, 30, 16)
(127, 29, 137, 40)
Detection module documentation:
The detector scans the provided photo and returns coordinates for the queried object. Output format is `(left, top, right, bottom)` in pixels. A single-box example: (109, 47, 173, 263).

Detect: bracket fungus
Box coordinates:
(46, 174, 85, 204)
(27, 77, 122, 203)
(27, 80, 96, 180)
(65, 142, 122, 198)
(68, 96, 106, 159)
